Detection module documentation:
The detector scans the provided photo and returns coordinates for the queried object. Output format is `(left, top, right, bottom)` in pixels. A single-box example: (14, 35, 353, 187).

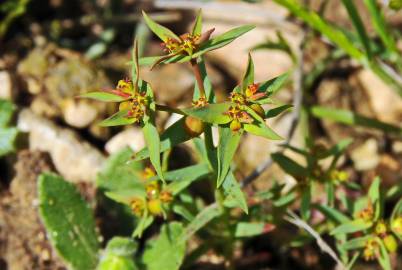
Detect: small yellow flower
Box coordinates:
(375, 221, 387, 237)
(148, 199, 163, 216)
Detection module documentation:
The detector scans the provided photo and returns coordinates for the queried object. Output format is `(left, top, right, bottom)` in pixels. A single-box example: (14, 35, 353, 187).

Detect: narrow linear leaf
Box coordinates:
(330, 219, 372, 235)
(265, 104, 293, 118)
(377, 238, 392, 270)
(134, 117, 193, 161)
(244, 122, 283, 140)
(259, 72, 290, 96)
(235, 222, 267, 237)
(271, 153, 308, 178)
(342, 235, 373, 250)
(165, 164, 211, 195)
(38, 173, 99, 270)
(79, 92, 127, 102)
(222, 172, 248, 214)
(192, 10, 202, 36)
(300, 185, 311, 220)
(315, 204, 351, 224)
(217, 127, 242, 187)
(142, 120, 164, 181)
(341, 0, 372, 58)
(179, 203, 222, 243)
(310, 106, 402, 136)
(142, 11, 179, 42)
(99, 110, 136, 127)
(241, 54, 254, 91)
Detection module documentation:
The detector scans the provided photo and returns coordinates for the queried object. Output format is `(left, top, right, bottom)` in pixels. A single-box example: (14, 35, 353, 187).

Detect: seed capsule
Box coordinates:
(391, 217, 402, 236)
(119, 101, 131, 111)
(147, 199, 163, 216)
(230, 119, 242, 132)
(250, 103, 265, 118)
(383, 235, 398, 253)
(183, 116, 205, 137)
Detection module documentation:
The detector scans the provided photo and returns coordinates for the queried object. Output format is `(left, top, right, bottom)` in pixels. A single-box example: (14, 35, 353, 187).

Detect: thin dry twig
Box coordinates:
(285, 210, 346, 269)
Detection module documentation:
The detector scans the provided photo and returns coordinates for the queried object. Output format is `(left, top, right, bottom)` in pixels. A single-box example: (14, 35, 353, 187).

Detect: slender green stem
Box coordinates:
(155, 104, 185, 115)
(190, 58, 206, 99)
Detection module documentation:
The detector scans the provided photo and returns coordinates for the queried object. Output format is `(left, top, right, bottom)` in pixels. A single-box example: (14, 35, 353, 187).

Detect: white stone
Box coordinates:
(62, 99, 98, 128)
(105, 127, 145, 154)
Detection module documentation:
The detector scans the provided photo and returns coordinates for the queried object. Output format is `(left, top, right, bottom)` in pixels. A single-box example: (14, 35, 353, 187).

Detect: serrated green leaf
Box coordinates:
(271, 153, 308, 178)
(192, 10, 202, 36)
(142, 11, 180, 42)
(79, 91, 126, 102)
(142, 120, 164, 181)
(243, 122, 282, 140)
(222, 172, 248, 213)
(265, 104, 292, 118)
(142, 222, 185, 270)
(235, 222, 266, 237)
(99, 110, 136, 127)
(134, 117, 192, 161)
(217, 126, 242, 187)
(182, 102, 232, 124)
(241, 54, 254, 92)
(330, 219, 372, 235)
(179, 203, 222, 243)
(38, 173, 99, 270)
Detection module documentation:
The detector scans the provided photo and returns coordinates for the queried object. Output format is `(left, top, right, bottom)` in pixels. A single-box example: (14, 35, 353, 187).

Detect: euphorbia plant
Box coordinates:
(81, 10, 290, 238)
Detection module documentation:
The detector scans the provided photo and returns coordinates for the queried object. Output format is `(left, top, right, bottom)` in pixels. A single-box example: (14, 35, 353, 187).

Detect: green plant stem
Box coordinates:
(190, 58, 206, 99)
(155, 104, 185, 115)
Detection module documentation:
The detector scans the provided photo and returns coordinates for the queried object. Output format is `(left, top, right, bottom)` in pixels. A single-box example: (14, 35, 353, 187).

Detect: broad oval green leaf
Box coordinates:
(38, 173, 99, 270)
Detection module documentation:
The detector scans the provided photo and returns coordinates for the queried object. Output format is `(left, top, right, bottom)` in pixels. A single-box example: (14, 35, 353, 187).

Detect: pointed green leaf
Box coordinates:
(244, 122, 282, 140)
(133, 215, 154, 238)
(300, 185, 311, 220)
(38, 173, 99, 270)
(165, 164, 211, 195)
(310, 106, 402, 135)
(182, 102, 232, 124)
(105, 189, 146, 205)
(142, 222, 185, 270)
(142, 11, 180, 42)
(235, 222, 267, 237)
(368, 177, 382, 221)
(377, 238, 392, 270)
(179, 203, 222, 243)
(192, 10, 202, 36)
(134, 117, 193, 161)
(222, 172, 248, 213)
(99, 110, 136, 127)
(79, 91, 127, 102)
(0, 127, 18, 157)
(142, 120, 164, 181)
(271, 153, 308, 178)
(265, 104, 292, 118)
(342, 235, 373, 250)
(217, 127, 242, 187)
(241, 54, 254, 92)
(315, 204, 351, 224)
(259, 72, 289, 96)
(330, 219, 373, 235)
(317, 138, 353, 159)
